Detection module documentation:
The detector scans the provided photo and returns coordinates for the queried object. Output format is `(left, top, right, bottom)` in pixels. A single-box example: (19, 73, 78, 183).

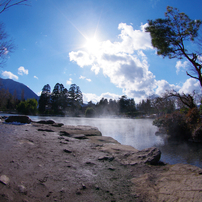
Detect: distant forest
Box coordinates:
(0, 81, 201, 117)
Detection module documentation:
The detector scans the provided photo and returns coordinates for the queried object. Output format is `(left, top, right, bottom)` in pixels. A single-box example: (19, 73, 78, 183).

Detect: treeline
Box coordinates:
(1, 81, 201, 119)
(85, 95, 136, 117)
(38, 83, 138, 117)
(0, 87, 38, 115)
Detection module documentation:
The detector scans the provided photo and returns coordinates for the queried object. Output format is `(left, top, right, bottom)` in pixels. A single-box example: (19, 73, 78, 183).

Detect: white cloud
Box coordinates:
(175, 60, 188, 74)
(66, 78, 72, 85)
(18, 66, 28, 75)
(83, 92, 121, 103)
(79, 76, 85, 79)
(1, 71, 18, 80)
(34, 76, 38, 79)
(179, 78, 201, 94)
(155, 80, 180, 96)
(70, 23, 193, 102)
(79, 75, 91, 82)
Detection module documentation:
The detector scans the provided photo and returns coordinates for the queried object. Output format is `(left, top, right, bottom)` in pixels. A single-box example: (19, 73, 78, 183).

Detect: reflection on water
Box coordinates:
(29, 116, 202, 168)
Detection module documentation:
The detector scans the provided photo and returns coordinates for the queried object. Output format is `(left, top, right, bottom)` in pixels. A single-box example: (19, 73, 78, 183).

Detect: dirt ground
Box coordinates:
(0, 120, 202, 202)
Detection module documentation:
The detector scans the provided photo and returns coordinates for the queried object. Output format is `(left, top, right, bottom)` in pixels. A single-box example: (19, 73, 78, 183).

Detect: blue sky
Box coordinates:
(1, 0, 202, 103)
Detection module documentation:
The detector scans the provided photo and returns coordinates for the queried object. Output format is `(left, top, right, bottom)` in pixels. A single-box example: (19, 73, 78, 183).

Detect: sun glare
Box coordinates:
(84, 37, 100, 53)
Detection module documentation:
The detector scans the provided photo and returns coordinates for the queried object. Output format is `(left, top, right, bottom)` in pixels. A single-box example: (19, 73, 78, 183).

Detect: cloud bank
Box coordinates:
(69, 23, 201, 102)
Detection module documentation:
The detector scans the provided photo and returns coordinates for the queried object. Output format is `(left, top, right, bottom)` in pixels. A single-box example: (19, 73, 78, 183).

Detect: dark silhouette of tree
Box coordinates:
(68, 84, 83, 115)
(21, 89, 25, 101)
(118, 95, 136, 115)
(166, 90, 196, 110)
(146, 6, 202, 86)
(51, 83, 68, 114)
(0, 0, 29, 14)
(0, 1, 30, 66)
(38, 84, 51, 114)
(0, 22, 14, 66)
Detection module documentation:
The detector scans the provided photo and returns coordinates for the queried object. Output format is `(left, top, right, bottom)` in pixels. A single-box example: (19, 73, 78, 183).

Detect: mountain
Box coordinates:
(0, 78, 39, 100)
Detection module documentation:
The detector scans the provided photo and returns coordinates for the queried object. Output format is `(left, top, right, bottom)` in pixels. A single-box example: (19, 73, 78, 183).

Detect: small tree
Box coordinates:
(17, 98, 37, 115)
(85, 107, 95, 117)
(146, 6, 202, 86)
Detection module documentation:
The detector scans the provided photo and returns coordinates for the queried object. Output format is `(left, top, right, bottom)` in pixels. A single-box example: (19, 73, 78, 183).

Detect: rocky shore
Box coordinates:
(0, 116, 202, 201)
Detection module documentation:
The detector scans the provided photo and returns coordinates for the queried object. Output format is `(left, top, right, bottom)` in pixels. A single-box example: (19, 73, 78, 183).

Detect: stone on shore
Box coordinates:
(0, 175, 10, 185)
(5, 116, 32, 124)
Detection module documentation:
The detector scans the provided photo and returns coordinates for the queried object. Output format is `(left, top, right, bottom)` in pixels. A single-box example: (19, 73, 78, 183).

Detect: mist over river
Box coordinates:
(12, 115, 202, 168)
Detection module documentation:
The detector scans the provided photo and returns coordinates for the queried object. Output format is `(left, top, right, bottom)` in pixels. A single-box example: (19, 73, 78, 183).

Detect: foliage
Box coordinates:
(38, 83, 83, 116)
(17, 98, 37, 115)
(0, 88, 19, 111)
(153, 107, 201, 141)
(146, 6, 202, 86)
(51, 83, 68, 114)
(186, 107, 200, 126)
(85, 107, 95, 118)
(153, 111, 191, 139)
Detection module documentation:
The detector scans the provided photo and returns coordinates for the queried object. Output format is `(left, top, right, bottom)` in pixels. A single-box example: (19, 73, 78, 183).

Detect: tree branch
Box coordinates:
(0, 0, 29, 14)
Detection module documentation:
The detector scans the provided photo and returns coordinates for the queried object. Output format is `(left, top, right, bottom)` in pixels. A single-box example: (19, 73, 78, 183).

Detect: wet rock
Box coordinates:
(63, 149, 72, 153)
(5, 116, 32, 124)
(37, 120, 55, 124)
(108, 167, 115, 171)
(52, 123, 64, 127)
(0, 175, 10, 185)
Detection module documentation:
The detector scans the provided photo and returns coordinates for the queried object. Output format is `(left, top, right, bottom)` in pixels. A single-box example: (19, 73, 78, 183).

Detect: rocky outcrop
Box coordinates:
(88, 136, 161, 165)
(5, 116, 32, 124)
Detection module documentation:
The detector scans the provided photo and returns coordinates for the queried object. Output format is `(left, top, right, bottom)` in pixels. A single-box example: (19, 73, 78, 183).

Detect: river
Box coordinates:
(3, 114, 202, 168)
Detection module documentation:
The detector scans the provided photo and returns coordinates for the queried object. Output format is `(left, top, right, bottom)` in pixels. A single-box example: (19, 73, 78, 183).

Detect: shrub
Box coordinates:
(85, 107, 95, 117)
(153, 111, 191, 140)
(186, 107, 200, 126)
(17, 98, 38, 115)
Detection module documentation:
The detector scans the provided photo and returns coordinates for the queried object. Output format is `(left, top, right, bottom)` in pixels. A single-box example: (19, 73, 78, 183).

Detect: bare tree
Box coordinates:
(165, 90, 196, 109)
(0, 1, 30, 67)
(0, 22, 14, 66)
(0, 0, 29, 14)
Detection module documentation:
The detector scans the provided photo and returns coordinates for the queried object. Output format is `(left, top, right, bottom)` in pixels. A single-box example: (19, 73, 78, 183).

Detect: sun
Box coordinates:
(84, 37, 100, 53)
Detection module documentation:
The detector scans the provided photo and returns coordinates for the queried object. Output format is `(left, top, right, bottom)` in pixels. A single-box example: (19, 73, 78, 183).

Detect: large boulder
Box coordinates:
(5, 116, 32, 124)
(99, 143, 161, 165)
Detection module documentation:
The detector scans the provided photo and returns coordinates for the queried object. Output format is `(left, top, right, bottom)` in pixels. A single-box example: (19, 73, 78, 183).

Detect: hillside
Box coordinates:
(0, 78, 39, 100)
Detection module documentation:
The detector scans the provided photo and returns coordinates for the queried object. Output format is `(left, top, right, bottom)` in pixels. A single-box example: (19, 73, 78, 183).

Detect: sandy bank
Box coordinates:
(0, 120, 202, 202)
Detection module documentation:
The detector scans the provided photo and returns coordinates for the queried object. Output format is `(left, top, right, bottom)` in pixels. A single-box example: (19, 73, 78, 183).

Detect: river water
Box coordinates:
(27, 116, 202, 168)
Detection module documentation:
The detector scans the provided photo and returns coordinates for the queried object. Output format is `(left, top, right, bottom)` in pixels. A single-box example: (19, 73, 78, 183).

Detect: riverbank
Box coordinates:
(0, 119, 202, 201)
